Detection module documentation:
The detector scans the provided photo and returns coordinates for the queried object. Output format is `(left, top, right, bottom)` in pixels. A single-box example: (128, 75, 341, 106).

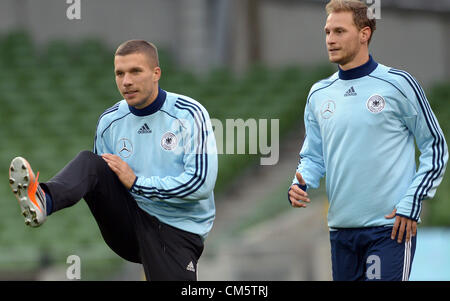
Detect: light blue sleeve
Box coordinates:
(93, 116, 115, 155)
(131, 106, 218, 203)
(394, 72, 448, 221)
(292, 97, 326, 190)
(93, 124, 105, 155)
(93, 104, 120, 155)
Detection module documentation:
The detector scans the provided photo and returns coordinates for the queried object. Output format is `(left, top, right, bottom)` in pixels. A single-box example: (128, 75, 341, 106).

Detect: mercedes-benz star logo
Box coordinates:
(117, 138, 133, 158)
(320, 100, 336, 119)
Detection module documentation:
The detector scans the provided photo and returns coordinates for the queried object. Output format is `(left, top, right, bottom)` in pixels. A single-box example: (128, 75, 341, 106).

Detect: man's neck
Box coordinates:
(339, 50, 370, 71)
(128, 86, 166, 117)
(135, 86, 159, 110)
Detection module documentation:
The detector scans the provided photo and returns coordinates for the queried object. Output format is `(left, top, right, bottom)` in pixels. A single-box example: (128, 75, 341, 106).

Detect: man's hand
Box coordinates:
(102, 154, 137, 190)
(288, 172, 310, 208)
(385, 208, 417, 244)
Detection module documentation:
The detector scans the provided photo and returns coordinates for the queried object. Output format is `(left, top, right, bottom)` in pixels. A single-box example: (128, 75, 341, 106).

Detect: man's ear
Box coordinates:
(360, 26, 372, 44)
(153, 66, 162, 82)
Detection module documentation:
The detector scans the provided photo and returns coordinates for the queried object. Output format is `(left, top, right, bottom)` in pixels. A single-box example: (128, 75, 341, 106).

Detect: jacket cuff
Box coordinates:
(287, 183, 308, 205)
(395, 196, 420, 221)
(395, 213, 420, 222)
(130, 176, 139, 192)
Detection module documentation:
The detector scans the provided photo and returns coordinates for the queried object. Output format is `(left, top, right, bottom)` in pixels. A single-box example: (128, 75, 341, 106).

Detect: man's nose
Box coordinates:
(327, 33, 336, 45)
(123, 73, 133, 87)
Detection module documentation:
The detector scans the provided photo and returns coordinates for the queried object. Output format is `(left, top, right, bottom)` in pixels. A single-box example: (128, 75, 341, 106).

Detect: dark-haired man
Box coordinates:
(9, 40, 218, 281)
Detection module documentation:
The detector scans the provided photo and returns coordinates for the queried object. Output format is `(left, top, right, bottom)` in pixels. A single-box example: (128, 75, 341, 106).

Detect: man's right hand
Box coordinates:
(288, 172, 310, 208)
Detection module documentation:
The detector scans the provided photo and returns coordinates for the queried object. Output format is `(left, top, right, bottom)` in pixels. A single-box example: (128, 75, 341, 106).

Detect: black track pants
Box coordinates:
(42, 150, 204, 281)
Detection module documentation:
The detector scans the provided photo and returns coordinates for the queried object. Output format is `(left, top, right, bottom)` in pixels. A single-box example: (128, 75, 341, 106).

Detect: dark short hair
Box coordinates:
(326, 0, 376, 44)
(115, 40, 159, 67)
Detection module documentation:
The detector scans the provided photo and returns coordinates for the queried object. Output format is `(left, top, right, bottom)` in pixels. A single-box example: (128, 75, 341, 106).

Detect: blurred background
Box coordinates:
(0, 0, 449, 281)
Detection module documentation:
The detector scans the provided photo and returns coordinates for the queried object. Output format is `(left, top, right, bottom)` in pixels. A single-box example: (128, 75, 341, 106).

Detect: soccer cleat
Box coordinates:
(9, 157, 47, 227)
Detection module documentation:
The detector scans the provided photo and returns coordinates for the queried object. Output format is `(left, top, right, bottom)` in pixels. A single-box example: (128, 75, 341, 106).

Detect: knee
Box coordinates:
(74, 151, 113, 178)
(77, 150, 97, 160)
(76, 150, 105, 167)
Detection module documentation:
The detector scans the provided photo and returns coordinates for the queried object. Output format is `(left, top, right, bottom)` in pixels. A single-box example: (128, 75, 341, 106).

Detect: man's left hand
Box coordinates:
(102, 154, 136, 189)
(385, 208, 417, 244)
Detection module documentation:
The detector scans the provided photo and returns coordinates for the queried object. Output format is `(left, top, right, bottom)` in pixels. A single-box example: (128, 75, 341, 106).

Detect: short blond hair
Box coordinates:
(115, 40, 159, 67)
(326, 0, 376, 44)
